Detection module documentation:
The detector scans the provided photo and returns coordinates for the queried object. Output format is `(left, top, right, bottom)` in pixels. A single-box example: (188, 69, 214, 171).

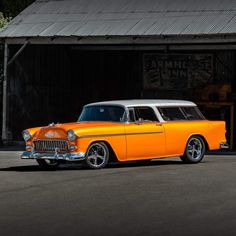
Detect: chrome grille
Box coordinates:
(34, 140, 68, 153)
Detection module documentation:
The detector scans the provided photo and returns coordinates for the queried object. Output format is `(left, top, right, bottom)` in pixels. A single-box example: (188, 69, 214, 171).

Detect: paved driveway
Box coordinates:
(0, 152, 236, 236)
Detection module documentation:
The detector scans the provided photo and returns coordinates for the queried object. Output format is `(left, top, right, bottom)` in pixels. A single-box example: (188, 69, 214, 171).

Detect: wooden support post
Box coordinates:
(1, 41, 28, 142)
(2, 42, 8, 141)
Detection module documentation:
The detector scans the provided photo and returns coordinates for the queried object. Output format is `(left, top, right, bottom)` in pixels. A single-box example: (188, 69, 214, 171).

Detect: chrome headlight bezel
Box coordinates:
(22, 130, 32, 142)
(67, 129, 77, 141)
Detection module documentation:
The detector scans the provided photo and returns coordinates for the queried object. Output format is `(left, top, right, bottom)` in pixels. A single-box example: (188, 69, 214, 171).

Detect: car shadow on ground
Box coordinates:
(0, 159, 195, 172)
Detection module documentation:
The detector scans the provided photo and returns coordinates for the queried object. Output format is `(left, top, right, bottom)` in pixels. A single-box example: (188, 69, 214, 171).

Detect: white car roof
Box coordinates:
(85, 99, 196, 108)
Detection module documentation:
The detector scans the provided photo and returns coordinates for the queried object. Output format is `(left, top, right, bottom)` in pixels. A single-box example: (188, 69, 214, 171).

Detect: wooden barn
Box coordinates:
(0, 0, 236, 148)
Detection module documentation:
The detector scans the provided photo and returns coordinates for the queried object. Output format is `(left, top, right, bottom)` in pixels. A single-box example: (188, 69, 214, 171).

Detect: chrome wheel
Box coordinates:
(180, 136, 206, 163)
(187, 137, 203, 160)
(85, 142, 109, 169)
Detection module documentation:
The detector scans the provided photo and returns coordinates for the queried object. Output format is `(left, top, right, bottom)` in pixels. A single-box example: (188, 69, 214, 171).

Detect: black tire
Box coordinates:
(180, 136, 206, 164)
(36, 159, 60, 169)
(83, 142, 109, 169)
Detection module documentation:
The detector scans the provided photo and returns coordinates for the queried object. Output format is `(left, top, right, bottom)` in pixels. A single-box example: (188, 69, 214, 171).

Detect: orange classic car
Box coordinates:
(21, 100, 228, 169)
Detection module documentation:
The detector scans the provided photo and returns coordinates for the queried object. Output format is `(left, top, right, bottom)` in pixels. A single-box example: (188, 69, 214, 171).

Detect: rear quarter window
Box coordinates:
(181, 107, 205, 120)
(158, 106, 205, 121)
(158, 107, 186, 121)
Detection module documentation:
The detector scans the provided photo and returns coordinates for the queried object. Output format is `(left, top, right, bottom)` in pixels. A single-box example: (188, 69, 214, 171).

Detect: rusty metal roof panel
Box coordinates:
(1, 0, 236, 38)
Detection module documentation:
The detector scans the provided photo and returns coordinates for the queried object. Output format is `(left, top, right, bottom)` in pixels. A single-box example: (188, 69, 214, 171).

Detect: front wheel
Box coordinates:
(83, 142, 109, 169)
(180, 136, 206, 164)
(36, 159, 60, 169)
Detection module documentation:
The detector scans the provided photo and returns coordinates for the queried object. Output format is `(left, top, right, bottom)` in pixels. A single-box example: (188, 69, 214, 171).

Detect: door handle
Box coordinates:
(156, 124, 163, 126)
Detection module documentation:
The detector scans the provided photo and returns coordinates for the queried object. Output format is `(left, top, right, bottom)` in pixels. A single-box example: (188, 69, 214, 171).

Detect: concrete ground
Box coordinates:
(0, 152, 236, 236)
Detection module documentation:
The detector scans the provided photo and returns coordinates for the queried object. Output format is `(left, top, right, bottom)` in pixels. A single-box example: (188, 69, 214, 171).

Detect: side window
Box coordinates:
(134, 107, 158, 122)
(158, 107, 186, 121)
(181, 107, 205, 120)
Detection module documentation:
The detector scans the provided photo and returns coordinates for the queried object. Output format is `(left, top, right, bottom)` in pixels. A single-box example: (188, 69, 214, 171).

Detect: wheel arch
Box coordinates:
(87, 140, 119, 163)
(187, 134, 209, 151)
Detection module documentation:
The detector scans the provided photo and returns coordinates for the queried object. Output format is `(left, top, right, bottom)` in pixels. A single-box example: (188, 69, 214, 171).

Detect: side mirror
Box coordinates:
(135, 118, 143, 125)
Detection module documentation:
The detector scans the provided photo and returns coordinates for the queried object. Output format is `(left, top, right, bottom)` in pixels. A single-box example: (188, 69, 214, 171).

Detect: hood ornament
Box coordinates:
(45, 130, 57, 138)
(48, 122, 60, 126)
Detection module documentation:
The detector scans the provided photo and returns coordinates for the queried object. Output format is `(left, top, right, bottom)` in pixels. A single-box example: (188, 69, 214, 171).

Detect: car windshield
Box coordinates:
(78, 105, 126, 122)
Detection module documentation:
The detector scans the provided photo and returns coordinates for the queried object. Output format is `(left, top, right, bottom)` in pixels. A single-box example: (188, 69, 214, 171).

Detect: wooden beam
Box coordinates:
(4, 35, 236, 45)
(2, 42, 8, 141)
(7, 40, 28, 66)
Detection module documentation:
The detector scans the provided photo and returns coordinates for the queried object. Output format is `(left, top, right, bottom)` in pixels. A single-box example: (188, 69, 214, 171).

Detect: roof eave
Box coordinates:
(2, 34, 236, 45)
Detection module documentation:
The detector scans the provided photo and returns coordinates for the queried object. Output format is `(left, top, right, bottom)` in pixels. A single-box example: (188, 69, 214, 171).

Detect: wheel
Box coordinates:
(36, 159, 60, 169)
(180, 136, 206, 163)
(83, 142, 109, 169)
(137, 159, 151, 165)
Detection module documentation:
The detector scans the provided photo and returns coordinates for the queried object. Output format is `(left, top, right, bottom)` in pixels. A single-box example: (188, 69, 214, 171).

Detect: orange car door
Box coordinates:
(125, 107, 165, 160)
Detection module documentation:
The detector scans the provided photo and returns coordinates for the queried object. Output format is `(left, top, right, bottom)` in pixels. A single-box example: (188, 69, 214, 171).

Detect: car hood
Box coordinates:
(31, 122, 124, 140)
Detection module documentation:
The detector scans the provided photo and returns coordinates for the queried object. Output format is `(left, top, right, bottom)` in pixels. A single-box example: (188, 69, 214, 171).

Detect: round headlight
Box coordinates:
(67, 130, 77, 141)
(22, 130, 32, 142)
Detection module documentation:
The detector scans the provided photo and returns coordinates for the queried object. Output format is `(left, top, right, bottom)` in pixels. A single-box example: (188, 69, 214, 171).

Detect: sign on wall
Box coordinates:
(143, 54, 213, 90)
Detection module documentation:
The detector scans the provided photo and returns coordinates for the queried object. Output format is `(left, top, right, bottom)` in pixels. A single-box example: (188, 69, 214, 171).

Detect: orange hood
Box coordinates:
(29, 122, 124, 140)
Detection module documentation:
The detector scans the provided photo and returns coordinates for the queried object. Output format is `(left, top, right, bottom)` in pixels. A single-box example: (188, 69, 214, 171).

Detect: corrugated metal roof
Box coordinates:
(1, 0, 236, 38)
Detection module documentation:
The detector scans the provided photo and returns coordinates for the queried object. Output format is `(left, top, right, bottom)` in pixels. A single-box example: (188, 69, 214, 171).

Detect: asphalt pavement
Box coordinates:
(0, 152, 236, 236)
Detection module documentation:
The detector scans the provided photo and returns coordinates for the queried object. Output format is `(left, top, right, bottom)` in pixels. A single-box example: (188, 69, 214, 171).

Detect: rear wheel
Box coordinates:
(36, 159, 60, 169)
(180, 136, 206, 164)
(83, 142, 109, 169)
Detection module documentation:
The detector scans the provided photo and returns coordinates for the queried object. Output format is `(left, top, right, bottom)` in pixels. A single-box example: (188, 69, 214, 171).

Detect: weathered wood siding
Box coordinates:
(5, 45, 236, 143)
(7, 45, 142, 140)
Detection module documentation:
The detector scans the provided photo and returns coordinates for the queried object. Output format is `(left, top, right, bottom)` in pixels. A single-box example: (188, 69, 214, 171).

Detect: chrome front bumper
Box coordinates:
(21, 151, 85, 161)
(220, 142, 229, 149)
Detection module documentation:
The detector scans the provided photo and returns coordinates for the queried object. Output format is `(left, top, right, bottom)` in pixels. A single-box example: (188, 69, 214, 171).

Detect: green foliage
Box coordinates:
(0, 0, 35, 83)
(0, 12, 10, 28)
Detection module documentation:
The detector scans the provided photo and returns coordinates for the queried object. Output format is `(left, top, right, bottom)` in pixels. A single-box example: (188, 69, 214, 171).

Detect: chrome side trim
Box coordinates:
(78, 131, 163, 139)
(21, 151, 85, 161)
(220, 142, 229, 149)
(127, 131, 163, 136)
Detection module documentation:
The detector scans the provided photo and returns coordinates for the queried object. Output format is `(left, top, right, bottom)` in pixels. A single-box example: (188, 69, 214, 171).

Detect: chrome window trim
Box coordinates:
(127, 107, 136, 123)
(152, 106, 165, 122)
(179, 107, 189, 120)
(194, 106, 206, 120)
